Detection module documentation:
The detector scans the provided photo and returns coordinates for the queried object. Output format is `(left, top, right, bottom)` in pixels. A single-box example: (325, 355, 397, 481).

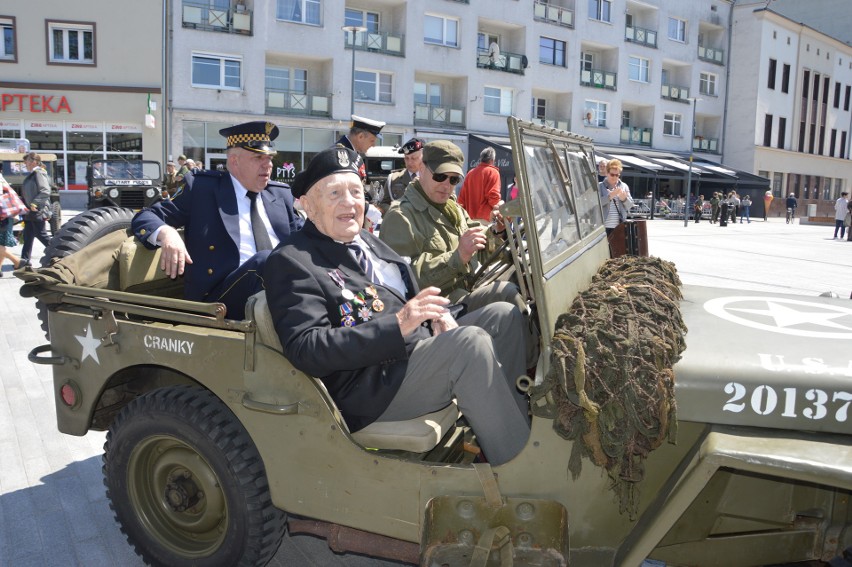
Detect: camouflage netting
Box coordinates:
(538, 255, 687, 520)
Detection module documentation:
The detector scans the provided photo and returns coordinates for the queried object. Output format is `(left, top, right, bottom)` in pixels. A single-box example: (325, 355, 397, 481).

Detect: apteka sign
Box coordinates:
(1, 93, 72, 113)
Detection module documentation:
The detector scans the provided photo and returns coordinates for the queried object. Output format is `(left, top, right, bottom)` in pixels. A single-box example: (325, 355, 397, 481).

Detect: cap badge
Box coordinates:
(337, 150, 350, 168)
(265, 122, 274, 135)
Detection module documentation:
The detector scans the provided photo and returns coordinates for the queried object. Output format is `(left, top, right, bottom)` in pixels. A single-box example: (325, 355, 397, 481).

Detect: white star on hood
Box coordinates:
(75, 324, 101, 364)
(729, 301, 852, 330)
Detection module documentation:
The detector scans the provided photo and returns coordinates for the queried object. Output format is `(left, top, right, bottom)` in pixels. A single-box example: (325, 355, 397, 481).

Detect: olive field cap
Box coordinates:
(291, 147, 365, 199)
(166, 161, 176, 166)
(178, 155, 187, 161)
(422, 140, 465, 177)
(219, 121, 279, 155)
(350, 115, 385, 136)
(398, 138, 425, 155)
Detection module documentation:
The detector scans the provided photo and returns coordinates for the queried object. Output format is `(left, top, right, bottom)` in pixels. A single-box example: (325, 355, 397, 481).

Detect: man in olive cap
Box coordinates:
(265, 146, 530, 465)
(380, 140, 539, 368)
(132, 121, 302, 319)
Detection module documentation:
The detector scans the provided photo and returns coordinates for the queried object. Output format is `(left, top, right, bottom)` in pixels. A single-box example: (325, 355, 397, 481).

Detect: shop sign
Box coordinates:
(1, 93, 71, 113)
(0, 119, 21, 129)
(26, 120, 63, 131)
(68, 121, 103, 132)
(108, 123, 142, 133)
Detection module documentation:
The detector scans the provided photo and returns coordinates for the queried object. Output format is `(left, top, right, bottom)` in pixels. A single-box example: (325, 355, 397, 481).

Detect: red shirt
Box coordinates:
(458, 162, 501, 221)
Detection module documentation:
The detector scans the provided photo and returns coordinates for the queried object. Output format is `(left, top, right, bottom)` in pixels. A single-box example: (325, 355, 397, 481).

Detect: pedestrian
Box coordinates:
(0, 176, 22, 276)
(740, 195, 752, 223)
(763, 189, 773, 221)
(786, 193, 798, 224)
(710, 192, 721, 224)
(693, 195, 704, 224)
(833, 192, 849, 239)
(19, 152, 52, 268)
(458, 147, 502, 224)
(728, 191, 740, 224)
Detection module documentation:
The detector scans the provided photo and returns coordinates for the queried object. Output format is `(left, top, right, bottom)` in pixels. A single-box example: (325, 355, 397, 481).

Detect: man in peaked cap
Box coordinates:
(132, 121, 302, 319)
(265, 146, 530, 465)
(377, 137, 424, 214)
(380, 140, 540, 369)
(336, 114, 385, 155)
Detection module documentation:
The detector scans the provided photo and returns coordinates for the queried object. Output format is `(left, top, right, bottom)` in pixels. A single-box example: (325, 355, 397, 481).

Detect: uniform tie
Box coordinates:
(246, 191, 273, 252)
(346, 242, 377, 283)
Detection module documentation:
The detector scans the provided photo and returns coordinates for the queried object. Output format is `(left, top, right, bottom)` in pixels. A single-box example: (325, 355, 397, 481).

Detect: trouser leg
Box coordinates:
(20, 220, 35, 261)
(377, 321, 530, 465)
(209, 250, 271, 320)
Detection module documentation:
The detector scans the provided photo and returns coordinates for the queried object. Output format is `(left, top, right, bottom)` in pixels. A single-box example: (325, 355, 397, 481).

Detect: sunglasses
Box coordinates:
(431, 172, 462, 185)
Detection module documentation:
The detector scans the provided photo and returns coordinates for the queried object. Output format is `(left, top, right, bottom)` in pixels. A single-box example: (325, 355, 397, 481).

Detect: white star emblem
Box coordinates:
(704, 296, 852, 339)
(75, 324, 101, 364)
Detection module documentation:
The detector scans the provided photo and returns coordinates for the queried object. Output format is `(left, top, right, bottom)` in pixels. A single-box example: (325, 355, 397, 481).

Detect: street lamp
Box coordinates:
(342, 25, 367, 116)
(683, 97, 702, 227)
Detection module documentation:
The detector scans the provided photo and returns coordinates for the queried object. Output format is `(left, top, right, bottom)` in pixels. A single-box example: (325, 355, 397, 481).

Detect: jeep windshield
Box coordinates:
(91, 159, 161, 183)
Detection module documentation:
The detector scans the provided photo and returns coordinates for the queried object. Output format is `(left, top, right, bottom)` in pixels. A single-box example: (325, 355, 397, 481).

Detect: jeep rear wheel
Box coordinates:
(103, 385, 286, 567)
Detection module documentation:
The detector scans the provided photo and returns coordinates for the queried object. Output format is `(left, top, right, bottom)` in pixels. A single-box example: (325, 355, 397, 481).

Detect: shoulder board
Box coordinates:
(268, 180, 290, 189)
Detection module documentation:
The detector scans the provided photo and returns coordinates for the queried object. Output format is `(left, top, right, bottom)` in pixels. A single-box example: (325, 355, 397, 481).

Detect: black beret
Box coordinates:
(398, 137, 425, 155)
(219, 121, 279, 155)
(291, 147, 365, 198)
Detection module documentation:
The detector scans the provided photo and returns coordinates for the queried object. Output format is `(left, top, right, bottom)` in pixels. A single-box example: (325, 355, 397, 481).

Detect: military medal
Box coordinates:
(372, 299, 384, 312)
(358, 306, 372, 321)
(339, 303, 356, 327)
(341, 289, 355, 301)
(364, 285, 384, 312)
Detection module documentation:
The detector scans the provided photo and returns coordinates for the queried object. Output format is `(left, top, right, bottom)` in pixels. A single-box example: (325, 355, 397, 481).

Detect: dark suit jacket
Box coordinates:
(132, 170, 302, 303)
(265, 221, 430, 432)
(335, 135, 355, 151)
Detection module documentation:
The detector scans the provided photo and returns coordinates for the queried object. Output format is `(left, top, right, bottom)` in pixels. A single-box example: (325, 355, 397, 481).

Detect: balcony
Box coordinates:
(182, 1, 252, 35)
(660, 83, 690, 102)
(533, 1, 574, 28)
(445, 0, 469, 3)
(476, 49, 527, 75)
(580, 68, 617, 90)
(344, 30, 405, 57)
(621, 126, 653, 146)
(693, 136, 720, 153)
(625, 24, 657, 48)
(265, 89, 331, 117)
(414, 103, 466, 128)
(698, 44, 725, 65)
(532, 116, 571, 132)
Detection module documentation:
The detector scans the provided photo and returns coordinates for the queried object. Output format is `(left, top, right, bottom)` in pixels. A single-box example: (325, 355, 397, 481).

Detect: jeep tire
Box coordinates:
(103, 385, 286, 567)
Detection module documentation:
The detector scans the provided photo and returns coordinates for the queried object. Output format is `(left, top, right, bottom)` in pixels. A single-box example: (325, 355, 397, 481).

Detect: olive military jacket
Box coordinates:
(379, 180, 482, 303)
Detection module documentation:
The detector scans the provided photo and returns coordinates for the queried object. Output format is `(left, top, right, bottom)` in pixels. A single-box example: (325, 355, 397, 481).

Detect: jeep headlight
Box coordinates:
(108, 188, 120, 199)
(146, 188, 156, 199)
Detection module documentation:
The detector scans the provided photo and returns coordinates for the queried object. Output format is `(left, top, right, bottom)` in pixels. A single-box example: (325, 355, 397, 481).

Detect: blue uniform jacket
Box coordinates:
(131, 170, 302, 303)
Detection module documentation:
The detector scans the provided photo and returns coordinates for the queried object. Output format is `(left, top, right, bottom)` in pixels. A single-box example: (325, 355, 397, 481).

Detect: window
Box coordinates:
(663, 113, 682, 136)
(414, 82, 442, 105)
(628, 56, 650, 83)
(484, 86, 513, 116)
(47, 21, 94, 65)
(781, 63, 791, 93)
(846, 85, 851, 111)
(265, 67, 306, 93)
(584, 100, 607, 127)
(540, 37, 566, 67)
(532, 97, 547, 120)
(424, 14, 458, 47)
(763, 114, 773, 147)
(0, 17, 15, 61)
(835, 82, 842, 108)
(830, 128, 837, 157)
(277, 0, 321, 25)
(778, 117, 786, 149)
(344, 8, 379, 33)
(588, 0, 612, 23)
(767, 58, 777, 90)
(699, 72, 717, 96)
(580, 51, 594, 71)
(621, 110, 630, 127)
(667, 17, 686, 42)
(354, 70, 392, 103)
(477, 32, 499, 51)
(192, 53, 241, 89)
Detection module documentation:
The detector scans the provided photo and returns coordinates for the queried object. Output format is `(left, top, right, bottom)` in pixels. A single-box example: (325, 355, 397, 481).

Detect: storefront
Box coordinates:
(0, 87, 163, 191)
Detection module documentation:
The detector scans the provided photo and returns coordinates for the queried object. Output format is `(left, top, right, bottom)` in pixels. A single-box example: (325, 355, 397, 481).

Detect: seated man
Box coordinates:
(132, 121, 302, 318)
(378, 137, 424, 214)
(380, 140, 538, 368)
(265, 147, 530, 465)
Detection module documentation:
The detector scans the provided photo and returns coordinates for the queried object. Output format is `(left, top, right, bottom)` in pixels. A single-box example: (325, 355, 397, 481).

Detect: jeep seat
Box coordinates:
(116, 235, 183, 296)
(248, 291, 460, 453)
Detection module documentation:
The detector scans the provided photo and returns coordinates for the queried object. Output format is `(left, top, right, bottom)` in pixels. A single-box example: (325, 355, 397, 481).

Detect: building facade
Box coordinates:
(0, 2, 165, 191)
(726, 2, 852, 216)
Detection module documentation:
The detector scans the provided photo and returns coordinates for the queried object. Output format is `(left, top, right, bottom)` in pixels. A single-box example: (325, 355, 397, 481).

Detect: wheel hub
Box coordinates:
(165, 469, 203, 512)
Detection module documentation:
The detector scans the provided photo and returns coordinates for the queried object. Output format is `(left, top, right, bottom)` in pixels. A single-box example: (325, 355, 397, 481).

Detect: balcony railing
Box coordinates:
(182, 1, 252, 35)
(693, 136, 720, 153)
(621, 126, 653, 146)
(265, 89, 331, 117)
(414, 103, 466, 128)
(625, 25, 657, 48)
(344, 30, 405, 57)
(580, 68, 617, 90)
(533, 1, 574, 28)
(532, 116, 571, 132)
(445, 0, 469, 3)
(698, 45, 725, 65)
(476, 49, 527, 75)
(660, 83, 690, 102)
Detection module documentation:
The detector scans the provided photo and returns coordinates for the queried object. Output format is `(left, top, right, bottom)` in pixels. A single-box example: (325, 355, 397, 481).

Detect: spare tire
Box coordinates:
(37, 206, 136, 337)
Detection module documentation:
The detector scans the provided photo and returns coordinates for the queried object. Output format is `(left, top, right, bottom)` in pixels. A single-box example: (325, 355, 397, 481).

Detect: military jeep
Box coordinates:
(19, 118, 852, 567)
(87, 158, 164, 210)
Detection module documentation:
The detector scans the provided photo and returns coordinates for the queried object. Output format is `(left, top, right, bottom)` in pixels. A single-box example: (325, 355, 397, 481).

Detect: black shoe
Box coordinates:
(18, 259, 31, 269)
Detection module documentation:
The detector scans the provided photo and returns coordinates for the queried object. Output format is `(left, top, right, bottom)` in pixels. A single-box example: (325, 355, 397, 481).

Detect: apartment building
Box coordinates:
(726, 2, 852, 217)
(171, 0, 744, 196)
(0, 2, 164, 191)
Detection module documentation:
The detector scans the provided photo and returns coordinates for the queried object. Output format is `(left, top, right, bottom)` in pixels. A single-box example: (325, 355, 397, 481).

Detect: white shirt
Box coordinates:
(231, 175, 279, 263)
(835, 197, 849, 220)
(353, 235, 407, 297)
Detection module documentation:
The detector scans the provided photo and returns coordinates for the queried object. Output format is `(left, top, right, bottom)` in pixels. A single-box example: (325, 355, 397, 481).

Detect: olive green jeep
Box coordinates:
(18, 119, 852, 567)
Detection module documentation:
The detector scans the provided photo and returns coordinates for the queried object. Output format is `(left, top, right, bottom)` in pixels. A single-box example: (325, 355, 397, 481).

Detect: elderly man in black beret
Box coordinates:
(265, 146, 530, 465)
(132, 121, 302, 319)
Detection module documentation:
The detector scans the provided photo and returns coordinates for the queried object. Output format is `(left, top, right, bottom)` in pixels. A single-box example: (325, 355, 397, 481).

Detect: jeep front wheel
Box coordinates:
(103, 385, 286, 567)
